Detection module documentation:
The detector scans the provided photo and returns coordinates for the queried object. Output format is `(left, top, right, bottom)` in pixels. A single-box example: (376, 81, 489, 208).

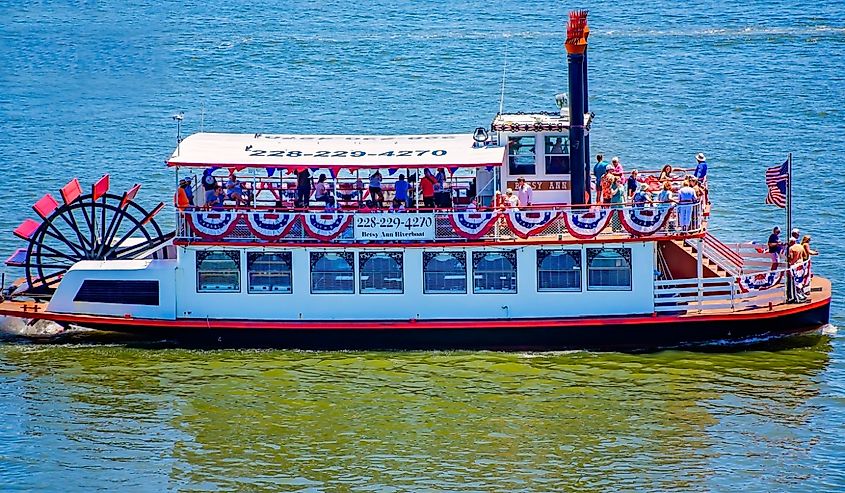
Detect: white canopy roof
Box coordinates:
(167, 133, 505, 169)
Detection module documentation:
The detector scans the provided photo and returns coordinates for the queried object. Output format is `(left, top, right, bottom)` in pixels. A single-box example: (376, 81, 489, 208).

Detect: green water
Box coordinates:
(2, 338, 842, 491)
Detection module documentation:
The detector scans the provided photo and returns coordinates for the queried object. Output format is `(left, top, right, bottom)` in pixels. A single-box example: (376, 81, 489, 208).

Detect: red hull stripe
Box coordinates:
(0, 297, 830, 331)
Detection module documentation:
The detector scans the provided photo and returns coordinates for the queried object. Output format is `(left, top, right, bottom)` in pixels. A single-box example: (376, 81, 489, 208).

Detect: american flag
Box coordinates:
(765, 159, 789, 208)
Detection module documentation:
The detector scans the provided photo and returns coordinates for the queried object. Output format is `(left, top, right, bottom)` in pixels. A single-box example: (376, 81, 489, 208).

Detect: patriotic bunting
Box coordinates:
(561, 208, 614, 239)
(244, 212, 298, 240)
(448, 212, 499, 240)
(619, 206, 672, 236)
(737, 270, 783, 293)
(302, 213, 353, 241)
(186, 212, 242, 240)
(504, 210, 560, 239)
(791, 260, 812, 298)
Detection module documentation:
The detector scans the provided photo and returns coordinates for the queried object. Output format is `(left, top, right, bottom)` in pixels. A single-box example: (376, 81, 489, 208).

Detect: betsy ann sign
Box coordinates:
(354, 214, 435, 240)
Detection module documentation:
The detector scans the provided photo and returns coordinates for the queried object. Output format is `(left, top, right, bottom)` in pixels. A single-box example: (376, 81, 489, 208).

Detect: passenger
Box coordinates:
(694, 153, 708, 182)
(393, 174, 410, 209)
(676, 178, 697, 231)
(201, 168, 217, 192)
(493, 190, 504, 211)
(175, 179, 190, 210)
(226, 173, 244, 206)
(296, 169, 312, 208)
(600, 170, 614, 205)
(206, 185, 226, 211)
(314, 174, 334, 206)
(420, 169, 437, 208)
(632, 183, 651, 209)
(180, 177, 194, 206)
(657, 180, 676, 230)
(658, 164, 673, 182)
(354, 176, 365, 206)
(787, 238, 807, 302)
(466, 199, 478, 211)
(593, 154, 607, 203)
(610, 156, 623, 177)
(369, 170, 384, 208)
(801, 235, 818, 261)
(515, 177, 534, 207)
(609, 175, 625, 232)
(434, 168, 448, 207)
(626, 170, 639, 199)
(791, 228, 800, 243)
(767, 226, 783, 270)
(504, 188, 519, 209)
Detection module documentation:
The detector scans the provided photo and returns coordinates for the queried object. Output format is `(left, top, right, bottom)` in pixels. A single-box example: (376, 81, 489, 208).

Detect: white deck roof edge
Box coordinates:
(167, 133, 505, 169)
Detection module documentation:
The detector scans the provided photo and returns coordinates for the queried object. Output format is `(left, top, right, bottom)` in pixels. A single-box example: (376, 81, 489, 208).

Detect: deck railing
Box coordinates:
(653, 264, 800, 314)
(175, 202, 705, 244)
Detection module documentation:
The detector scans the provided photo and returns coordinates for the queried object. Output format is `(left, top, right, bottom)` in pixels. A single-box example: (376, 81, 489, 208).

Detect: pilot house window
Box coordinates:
(310, 252, 355, 294)
(247, 252, 292, 294)
(544, 135, 570, 174)
(473, 251, 517, 294)
(197, 250, 241, 292)
(508, 136, 536, 175)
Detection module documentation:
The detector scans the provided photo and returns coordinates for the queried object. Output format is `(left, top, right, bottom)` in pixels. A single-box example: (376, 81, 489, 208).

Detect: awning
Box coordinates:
(167, 133, 505, 169)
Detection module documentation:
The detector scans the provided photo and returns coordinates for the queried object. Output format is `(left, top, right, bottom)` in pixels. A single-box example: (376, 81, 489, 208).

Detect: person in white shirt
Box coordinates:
(504, 188, 519, 209)
(515, 177, 533, 207)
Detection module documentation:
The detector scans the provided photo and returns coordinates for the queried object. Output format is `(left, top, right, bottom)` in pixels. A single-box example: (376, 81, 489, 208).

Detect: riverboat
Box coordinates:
(0, 12, 831, 350)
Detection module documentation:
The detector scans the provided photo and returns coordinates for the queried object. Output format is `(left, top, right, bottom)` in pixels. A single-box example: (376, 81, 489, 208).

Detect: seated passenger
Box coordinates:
(314, 174, 335, 206)
(226, 173, 244, 206)
(632, 183, 651, 209)
(205, 185, 226, 211)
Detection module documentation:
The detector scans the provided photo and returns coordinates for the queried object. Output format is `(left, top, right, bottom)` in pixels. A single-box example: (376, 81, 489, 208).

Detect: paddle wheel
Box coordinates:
(7, 175, 172, 296)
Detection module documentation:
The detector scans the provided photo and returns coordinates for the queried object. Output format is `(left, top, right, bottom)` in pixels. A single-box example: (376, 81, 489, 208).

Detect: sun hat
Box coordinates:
(696, 153, 706, 161)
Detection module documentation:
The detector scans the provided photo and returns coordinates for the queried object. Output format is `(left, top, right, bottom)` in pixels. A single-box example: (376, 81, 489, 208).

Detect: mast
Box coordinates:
(565, 10, 589, 205)
(582, 20, 591, 203)
(786, 152, 792, 243)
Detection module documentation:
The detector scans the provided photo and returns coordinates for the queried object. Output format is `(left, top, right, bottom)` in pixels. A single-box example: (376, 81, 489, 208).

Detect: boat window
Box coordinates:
(196, 250, 241, 292)
(587, 248, 632, 290)
(74, 280, 159, 305)
(247, 252, 292, 294)
(544, 135, 570, 175)
(423, 252, 467, 294)
(537, 249, 581, 291)
(507, 136, 536, 175)
(472, 251, 517, 294)
(310, 252, 355, 294)
(359, 252, 403, 294)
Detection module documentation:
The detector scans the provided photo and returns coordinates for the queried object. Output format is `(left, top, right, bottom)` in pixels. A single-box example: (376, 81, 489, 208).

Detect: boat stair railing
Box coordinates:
(176, 201, 705, 244)
(685, 232, 745, 276)
(653, 266, 788, 314)
(721, 241, 787, 273)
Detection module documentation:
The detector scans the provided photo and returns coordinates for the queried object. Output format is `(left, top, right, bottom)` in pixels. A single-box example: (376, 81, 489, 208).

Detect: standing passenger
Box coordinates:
(296, 169, 312, 208)
(593, 154, 607, 203)
(676, 179, 697, 231)
(369, 170, 384, 208)
(515, 177, 534, 207)
(420, 169, 437, 208)
(694, 153, 708, 182)
(393, 174, 410, 209)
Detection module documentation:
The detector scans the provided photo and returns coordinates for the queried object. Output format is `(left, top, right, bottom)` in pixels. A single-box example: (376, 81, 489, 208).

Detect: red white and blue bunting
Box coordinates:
(504, 210, 560, 239)
(448, 212, 499, 240)
(619, 206, 673, 236)
(302, 213, 353, 241)
(186, 212, 241, 240)
(244, 212, 298, 240)
(737, 270, 783, 293)
(792, 261, 812, 297)
(561, 208, 614, 239)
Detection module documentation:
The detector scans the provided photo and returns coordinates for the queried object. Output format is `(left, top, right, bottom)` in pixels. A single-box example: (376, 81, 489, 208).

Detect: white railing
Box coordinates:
(654, 266, 789, 314)
(722, 241, 787, 273)
(175, 202, 705, 244)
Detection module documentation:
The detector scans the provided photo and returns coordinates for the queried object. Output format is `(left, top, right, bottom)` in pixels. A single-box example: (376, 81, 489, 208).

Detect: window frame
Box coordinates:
(359, 251, 404, 294)
(586, 248, 633, 291)
(472, 250, 518, 294)
(507, 135, 537, 175)
(247, 252, 293, 294)
(543, 134, 570, 175)
(536, 249, 582, 292)
(310, 251, 355, 294)
(196, 250, 241, 293)
(422, 251, 467, 294)
(74, 280, 160, 305)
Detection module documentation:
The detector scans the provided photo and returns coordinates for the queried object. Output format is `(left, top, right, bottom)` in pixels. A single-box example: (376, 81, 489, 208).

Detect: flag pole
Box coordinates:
(786, 152, 792, 243)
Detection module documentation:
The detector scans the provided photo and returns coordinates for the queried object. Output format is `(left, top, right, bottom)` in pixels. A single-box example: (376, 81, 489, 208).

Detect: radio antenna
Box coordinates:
(499, 37, 508, 115)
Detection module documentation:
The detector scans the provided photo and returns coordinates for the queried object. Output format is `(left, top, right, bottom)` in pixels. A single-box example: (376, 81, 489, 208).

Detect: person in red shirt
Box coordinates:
(420, 169, 437, 208)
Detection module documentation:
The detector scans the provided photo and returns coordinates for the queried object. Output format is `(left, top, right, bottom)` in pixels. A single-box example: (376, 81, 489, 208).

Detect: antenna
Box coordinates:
(172, 111, 184, 156)
(499, 38, 508, 114)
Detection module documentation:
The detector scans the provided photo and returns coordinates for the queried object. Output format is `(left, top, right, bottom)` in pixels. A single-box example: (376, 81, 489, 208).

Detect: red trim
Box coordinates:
(173, 232, 706, 249)
(0, 297, 830, 331)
